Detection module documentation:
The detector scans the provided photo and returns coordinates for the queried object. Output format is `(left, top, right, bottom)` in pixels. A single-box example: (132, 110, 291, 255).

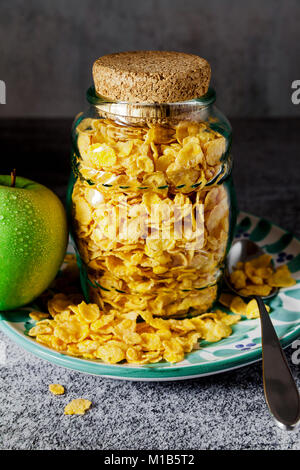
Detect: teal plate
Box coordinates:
(1, 211, 300, 381)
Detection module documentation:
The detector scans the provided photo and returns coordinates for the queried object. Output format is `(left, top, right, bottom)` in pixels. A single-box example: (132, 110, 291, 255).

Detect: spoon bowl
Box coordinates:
(225, 239, 279, 300)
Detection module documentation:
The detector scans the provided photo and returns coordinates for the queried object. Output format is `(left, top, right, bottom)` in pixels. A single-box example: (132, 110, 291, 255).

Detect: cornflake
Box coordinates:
(29, 312, 50, 321)
(49, 384, 65, 395)
(64, 398, 92, 415)
(219, 295, 271, 319)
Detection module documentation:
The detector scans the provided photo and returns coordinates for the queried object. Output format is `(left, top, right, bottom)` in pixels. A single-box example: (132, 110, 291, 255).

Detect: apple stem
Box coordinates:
(11, 169, 16, 187)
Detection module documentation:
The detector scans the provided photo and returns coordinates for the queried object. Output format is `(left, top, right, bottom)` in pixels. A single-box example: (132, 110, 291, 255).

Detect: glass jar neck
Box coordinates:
(86, 86, 216, 125)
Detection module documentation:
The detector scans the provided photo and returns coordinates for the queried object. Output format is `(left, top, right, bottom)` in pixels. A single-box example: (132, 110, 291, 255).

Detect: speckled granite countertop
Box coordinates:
(0, 118, 300, 450)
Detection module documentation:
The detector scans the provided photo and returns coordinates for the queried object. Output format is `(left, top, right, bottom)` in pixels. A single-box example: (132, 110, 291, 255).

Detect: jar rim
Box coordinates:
(86, 86, 216, 123)
(86, 86, 216, 107)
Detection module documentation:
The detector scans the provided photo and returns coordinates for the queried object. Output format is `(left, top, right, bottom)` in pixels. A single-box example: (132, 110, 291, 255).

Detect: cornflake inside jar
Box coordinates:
(73, 121, 230, 318)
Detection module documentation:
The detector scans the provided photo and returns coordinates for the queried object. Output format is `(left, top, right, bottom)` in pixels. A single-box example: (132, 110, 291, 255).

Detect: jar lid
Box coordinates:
(92, 51, 211, 104)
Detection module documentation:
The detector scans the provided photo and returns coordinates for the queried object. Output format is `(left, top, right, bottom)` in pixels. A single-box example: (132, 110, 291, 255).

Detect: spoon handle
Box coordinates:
(255, 295, 300, 430)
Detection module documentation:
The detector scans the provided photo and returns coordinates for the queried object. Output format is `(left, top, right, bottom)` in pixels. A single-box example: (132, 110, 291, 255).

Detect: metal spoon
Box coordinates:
(225, 239, 300, 430)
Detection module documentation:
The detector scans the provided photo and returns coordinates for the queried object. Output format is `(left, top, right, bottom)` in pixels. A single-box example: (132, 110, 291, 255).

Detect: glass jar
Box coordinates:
(68, 86, 236, 319)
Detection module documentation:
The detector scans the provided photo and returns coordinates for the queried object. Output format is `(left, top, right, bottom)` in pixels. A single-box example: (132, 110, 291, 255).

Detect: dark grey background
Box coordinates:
(0, 0, 299, 118)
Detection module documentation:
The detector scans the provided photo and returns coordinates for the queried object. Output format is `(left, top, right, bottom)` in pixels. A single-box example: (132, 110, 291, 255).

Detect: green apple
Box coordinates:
(0, 175, 68, 310)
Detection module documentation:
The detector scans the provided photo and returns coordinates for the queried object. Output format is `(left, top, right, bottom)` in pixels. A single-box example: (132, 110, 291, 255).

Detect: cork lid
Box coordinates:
(92, 51, 211, 103)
